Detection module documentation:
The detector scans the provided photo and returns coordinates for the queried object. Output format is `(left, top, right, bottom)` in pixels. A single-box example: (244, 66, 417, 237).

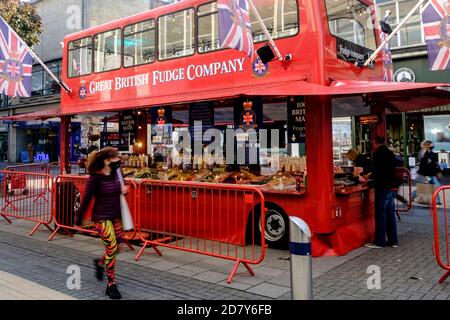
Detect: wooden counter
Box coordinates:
(335, 184, 370, 196)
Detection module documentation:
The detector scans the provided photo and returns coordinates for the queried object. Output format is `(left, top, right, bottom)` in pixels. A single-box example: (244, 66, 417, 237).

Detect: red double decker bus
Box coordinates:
(59, 0, 449, 256)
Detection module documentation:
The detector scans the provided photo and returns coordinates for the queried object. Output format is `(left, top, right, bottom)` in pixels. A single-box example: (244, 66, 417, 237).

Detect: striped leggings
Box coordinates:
(96, 219, 124, 286)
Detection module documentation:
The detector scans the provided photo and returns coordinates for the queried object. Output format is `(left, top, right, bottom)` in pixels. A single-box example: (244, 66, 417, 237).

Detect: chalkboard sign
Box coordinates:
(287, 97, 306, 143)
(119, 111, 137, 151)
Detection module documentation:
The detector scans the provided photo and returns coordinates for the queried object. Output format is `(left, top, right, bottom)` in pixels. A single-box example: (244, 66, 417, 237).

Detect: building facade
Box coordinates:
(0, 0, 176, 163)
(376, 0, 450, 159)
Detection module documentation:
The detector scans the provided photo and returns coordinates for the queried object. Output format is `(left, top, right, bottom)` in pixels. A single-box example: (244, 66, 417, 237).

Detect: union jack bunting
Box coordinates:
(0, 17, 33, 97)
(421, 0, 450, 71)
(218, 0, 254, 58)
(380, 14, 394, 82)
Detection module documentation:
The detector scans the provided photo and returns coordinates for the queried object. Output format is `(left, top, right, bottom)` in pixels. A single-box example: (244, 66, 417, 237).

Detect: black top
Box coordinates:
(418, 150, 441, 177)
(77, 172, 122, 224)
(353, 154, 372, 176)
(372, 145, 398, 190)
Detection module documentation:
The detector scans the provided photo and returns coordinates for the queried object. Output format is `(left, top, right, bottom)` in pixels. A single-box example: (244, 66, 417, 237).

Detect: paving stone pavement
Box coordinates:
(0, 230, 270, 300)
(278, 206, 450, 300)
(0, 205, 449, 300)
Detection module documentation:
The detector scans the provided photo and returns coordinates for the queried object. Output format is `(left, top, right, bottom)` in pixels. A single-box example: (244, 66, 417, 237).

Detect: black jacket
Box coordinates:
(418, 150, 441, 177)
(353, 154, 372, 176)
(372, 145, 398, 190)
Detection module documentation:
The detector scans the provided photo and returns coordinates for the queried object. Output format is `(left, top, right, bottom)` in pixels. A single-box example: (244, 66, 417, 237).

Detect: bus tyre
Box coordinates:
(260, 207, 289, 249)
(248, 204, 289, 250)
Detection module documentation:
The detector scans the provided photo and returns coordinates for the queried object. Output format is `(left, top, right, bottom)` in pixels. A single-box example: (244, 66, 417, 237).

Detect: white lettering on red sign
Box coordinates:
(86, 58, 246, 95)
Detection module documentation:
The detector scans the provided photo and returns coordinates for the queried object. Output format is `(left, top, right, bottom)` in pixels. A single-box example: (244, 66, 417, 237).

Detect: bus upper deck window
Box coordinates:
(325, 0, 377, 50)
(94, 29, 122, 73)
(68, 37, 92, 78)
(124, 19, 156, 67)
(158, 8, 195, 61)
(198, 2, 219, 53)
(250, 0, 299, 43)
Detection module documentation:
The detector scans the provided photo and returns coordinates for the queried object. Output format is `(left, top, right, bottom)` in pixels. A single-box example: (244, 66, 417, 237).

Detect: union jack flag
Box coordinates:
(421, 0, 450, 71)
(218, 0, 254, 57)
(380, 14, 394, 82)
(0, 17, 33, 97)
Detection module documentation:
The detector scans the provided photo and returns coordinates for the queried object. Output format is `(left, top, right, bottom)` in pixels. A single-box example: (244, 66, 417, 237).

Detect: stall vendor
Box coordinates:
(347, 149, 372, 179)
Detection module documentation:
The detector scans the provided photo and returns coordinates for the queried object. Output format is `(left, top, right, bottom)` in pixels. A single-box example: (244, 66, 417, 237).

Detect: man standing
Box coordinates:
(366, 136, 398, 249)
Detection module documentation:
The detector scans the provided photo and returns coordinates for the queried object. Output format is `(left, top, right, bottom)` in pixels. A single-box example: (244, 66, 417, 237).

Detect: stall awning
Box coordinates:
(0, 107, 63, 122)
(328, 80, 450, 112)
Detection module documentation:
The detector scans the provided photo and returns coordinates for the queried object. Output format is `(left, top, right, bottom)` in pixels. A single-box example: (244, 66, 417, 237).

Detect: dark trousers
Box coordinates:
(375, 189, 398, 247)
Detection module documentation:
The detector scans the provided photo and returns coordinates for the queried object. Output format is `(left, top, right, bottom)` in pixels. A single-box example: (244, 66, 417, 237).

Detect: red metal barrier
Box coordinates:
(395, 168, 413, 220)
(135, 180, 266, 284)
(48, 175, 137, 249)
(0, 171, 54, 236)
(432, 187, 450, 284)
(5, 163, 49, 175)
(47, 162, 87, 177)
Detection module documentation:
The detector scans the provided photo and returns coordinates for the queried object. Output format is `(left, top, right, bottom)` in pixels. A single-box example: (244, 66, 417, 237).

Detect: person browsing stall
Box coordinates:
(365, 136, 398, 249)
(347, 148, 372, 179)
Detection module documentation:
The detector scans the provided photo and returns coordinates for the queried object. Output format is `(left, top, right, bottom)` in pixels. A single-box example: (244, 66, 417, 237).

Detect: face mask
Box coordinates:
(109, 160, 121, 171)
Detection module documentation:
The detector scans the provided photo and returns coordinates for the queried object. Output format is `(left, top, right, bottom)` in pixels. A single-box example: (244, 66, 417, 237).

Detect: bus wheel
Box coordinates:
(259, 205, 289, 249)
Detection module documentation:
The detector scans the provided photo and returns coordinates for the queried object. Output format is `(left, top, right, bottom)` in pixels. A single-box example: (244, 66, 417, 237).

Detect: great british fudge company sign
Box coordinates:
(84, 58, 246, 97)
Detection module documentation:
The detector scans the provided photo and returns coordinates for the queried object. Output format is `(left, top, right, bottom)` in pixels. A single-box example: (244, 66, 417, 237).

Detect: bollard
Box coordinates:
(289, 216, 313, 300)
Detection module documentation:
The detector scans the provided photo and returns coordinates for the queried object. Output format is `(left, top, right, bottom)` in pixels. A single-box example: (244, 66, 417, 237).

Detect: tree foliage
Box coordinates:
(0, 0, 43, 47)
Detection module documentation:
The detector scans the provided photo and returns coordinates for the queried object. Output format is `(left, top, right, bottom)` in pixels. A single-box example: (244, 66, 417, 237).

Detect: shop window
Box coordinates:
(158, 8, 195, 60)
(124, 19, 156, 67)
(251, 0, 299, 43)
(377, 0, 425, 48)
(94, 29, 122, 73)
(325, 0, 377, 50)
(31, 60, 62, 96)
(68, 37, 92, 78)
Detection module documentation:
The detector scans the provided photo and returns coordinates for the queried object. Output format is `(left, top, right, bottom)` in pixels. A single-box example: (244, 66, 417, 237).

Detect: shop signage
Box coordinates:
(359, 115, 379, 125)
(336, 37, 373, 66)
(394, 68, 416, 83)
(104, 133, 120, 147)
(287, 97, 306, 143)
(86, 58, 246, 96)
(119, 110, 137, 151)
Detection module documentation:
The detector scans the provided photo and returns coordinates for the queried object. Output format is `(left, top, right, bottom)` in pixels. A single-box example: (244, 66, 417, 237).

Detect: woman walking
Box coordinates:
(75, 147, 128, 299)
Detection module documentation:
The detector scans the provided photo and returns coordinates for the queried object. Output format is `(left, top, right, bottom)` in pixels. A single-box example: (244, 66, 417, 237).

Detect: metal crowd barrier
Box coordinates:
(5, 163, 49, 175)
(48, 175, 137, 250)
(135, 180, 266, 283)
(0, 171, 54, 236)
(47, 162, 87, 177)
(431, 187, 450, 284)
(395, 167, 413, 220)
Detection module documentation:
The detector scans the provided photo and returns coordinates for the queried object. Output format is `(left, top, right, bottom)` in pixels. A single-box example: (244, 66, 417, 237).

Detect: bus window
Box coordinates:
(325, 0, 377, 50)
(94, 29, 122, 73)
(251, 0, 299, 43)
(158, 8, 195, 61)
(124, 19, 156, 68)
(68, 37, 92, 78)
(198, 2, 219, 53)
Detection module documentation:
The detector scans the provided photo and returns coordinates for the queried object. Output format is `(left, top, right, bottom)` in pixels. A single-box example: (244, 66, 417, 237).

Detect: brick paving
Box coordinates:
(0, 204, 449, 300)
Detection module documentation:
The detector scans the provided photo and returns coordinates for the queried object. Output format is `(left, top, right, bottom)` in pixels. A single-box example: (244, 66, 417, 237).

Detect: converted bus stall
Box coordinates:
(58, 0, 450, 256)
